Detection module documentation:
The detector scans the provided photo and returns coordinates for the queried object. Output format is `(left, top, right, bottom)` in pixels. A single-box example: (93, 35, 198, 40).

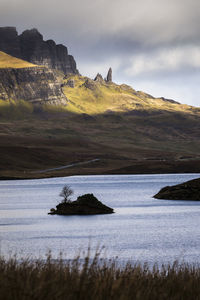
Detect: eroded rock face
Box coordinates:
(0, 27, 79, 75)
(66, 79, 75, 88)
(0, 67, 67, 105)
(106, 67, 112, 82)
(154, 178, 200, 200)
(94, 73, 104, 82)
(0, 27, 21, 58)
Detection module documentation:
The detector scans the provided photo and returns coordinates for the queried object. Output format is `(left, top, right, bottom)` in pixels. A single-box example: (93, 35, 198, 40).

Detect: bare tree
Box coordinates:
(59, 185, 74, 203)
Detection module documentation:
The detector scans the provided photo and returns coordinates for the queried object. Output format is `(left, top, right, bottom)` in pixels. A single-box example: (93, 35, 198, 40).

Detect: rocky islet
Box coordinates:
(49, 193, 114, 215)
(154, 177, 200, 200)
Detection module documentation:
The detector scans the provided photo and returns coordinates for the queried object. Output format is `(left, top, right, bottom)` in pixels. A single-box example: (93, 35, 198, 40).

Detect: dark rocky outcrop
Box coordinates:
(83, 78, 97, 90)
(160, 97, 180, 104)
(49, 193, 114, 215)
(94, 73, 104, 82)
(0, 27, 79, 75)
(61, 79, 75, 88)
(66, 79, 75, 88)
(106, 67, 112, 83)
(0, 67, 67, 105)
(154, 178, 200, 200)
(0, 27, 21, 58)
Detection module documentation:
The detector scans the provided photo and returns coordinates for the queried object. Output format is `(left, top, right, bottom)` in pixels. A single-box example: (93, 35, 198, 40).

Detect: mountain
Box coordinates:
(0, 49, 200, 179)
(0, 27, 79, 74)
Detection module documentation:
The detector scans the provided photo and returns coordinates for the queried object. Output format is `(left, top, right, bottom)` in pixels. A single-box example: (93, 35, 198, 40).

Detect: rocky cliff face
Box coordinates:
(0, 27, 21, 58)
(106, 68, 112, 82)
(0, 66, 67, 105)
(0, 27, 78, 75)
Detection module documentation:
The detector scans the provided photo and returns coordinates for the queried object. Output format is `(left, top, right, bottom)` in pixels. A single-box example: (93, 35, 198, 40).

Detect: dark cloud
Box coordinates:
(0, 0, 200, 106)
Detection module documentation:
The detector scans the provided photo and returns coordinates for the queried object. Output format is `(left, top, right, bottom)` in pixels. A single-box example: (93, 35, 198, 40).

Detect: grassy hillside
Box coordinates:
(0, 51, 36, 68)
(0, 71, 200, 179)
(62, 75, 199, 115)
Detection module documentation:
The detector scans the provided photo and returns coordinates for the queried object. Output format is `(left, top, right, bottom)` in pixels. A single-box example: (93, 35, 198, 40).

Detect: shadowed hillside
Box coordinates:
(0, 60, 200, 179)
(62, 74, 197, 115)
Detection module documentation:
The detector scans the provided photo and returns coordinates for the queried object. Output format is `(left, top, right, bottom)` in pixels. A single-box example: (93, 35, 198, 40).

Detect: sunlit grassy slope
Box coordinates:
(62, 75, 199, 115)
(0, 51, 36, 68)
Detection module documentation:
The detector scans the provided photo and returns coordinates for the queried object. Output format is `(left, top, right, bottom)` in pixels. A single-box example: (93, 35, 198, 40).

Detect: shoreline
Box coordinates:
(1, 165, 200, 181)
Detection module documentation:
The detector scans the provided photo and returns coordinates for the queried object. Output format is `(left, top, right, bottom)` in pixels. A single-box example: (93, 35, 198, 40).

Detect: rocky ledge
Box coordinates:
(154, 177, 200, 200)
(0, 66, 67, 105)
(49, 194, 114, 215)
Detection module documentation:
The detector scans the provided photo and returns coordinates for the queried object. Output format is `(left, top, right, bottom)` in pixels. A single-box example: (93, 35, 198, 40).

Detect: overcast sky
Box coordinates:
(0, 0, 200, 106)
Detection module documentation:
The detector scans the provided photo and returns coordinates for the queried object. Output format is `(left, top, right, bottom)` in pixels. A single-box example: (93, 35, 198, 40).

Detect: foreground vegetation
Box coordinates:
(1, 252, 200, 300)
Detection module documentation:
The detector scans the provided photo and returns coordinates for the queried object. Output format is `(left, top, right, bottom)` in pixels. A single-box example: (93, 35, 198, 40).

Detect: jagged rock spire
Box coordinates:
(94, 73, 104, 82)
(106, 67, 112, 82)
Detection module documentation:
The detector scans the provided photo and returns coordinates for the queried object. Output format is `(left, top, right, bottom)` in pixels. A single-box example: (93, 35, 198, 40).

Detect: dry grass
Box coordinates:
(1, 251, 200, 300)
(0, 51, 36, 68)
(62, 75, 200, 116)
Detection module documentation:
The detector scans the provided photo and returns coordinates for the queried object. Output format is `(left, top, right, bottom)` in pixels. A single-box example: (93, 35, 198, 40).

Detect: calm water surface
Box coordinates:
(0, 173, 200, 264)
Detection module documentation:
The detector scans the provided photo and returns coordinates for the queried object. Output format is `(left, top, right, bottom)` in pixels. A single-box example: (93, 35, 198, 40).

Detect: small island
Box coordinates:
(49, 185, 114, 215)
(154, 177, 200, 200)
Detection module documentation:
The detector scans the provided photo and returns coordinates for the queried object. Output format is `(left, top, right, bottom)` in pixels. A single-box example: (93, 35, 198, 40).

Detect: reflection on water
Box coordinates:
(0, 173, 200, 264)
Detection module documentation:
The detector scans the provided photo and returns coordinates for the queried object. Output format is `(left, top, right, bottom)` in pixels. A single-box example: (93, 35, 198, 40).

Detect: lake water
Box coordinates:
(0, 173, 200, 265)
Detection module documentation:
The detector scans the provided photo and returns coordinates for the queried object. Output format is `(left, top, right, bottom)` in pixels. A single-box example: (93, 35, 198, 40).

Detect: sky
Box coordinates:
(0, 0, 200, 106)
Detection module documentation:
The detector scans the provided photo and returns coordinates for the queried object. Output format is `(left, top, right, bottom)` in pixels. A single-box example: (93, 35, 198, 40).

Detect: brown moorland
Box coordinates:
(0, 56, 200, 179)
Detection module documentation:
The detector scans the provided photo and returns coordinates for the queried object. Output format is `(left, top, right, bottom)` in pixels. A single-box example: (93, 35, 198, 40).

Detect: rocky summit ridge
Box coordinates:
(0, 27, 79, 75)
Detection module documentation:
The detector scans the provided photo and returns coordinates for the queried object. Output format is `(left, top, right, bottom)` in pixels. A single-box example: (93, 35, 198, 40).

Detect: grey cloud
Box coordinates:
(0, 0, 200, 106)
(1, 0, 200, 46)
